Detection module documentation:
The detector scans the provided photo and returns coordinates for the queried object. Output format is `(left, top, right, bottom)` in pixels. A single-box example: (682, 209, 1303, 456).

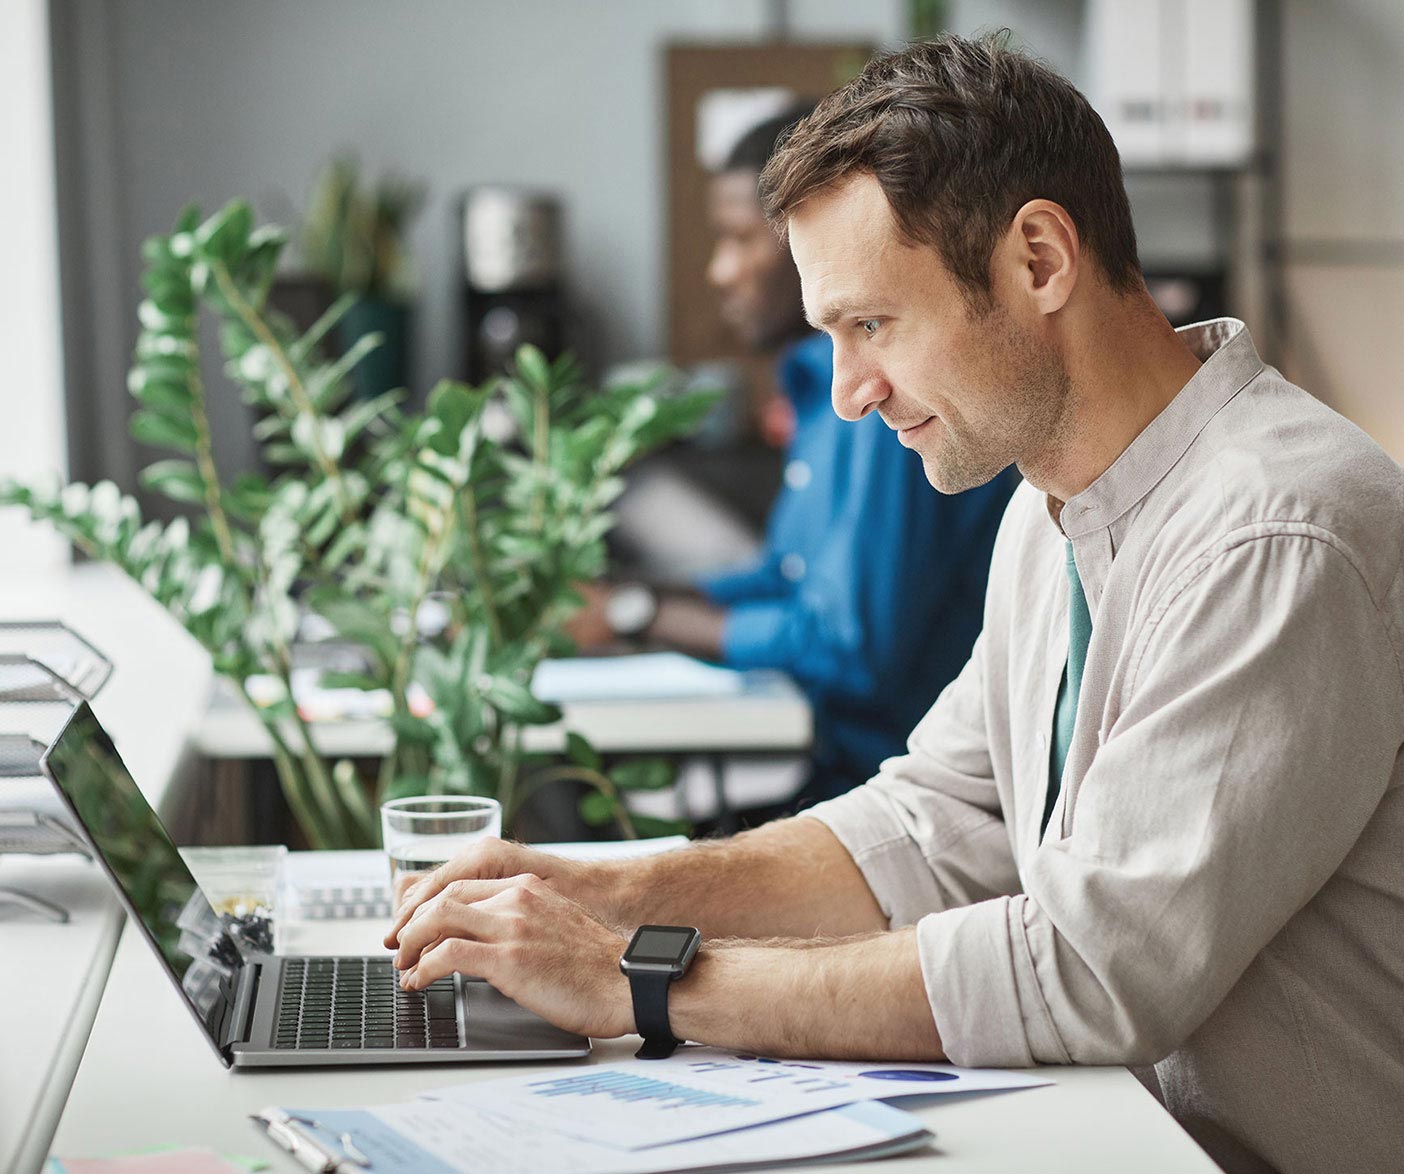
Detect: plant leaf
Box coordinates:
(629, 813, 692, 838)
(138, 459, 206, 505)
(483, 677, 560, 725)
(610, 758, 675, 792)
(578, 789, 616, 826)
(514, 344, 551, 392)
(130, 408, 200, 452)
(565, 731, 601, 772)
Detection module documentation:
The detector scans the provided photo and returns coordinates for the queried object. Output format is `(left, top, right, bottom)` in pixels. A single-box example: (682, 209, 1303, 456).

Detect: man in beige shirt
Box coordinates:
(387, 35, 1404, 1174)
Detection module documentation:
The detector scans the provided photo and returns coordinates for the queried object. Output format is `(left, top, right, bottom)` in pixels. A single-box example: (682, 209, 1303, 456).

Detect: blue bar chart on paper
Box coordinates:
(420, 1049, 1051, 1151)
(527, 1071, 759, 1110)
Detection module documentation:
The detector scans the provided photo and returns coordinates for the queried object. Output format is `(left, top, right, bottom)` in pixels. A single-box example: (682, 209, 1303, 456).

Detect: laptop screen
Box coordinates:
(40, 702, 241, 1061)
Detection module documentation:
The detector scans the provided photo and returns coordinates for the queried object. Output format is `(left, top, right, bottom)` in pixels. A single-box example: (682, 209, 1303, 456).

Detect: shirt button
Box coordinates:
(784, 459, 812, 491)
(780, 553, 807, 582)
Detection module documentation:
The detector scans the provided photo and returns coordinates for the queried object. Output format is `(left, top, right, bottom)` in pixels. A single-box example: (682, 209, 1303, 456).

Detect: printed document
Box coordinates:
(421, 1045, 1050, 1150)
(259, 1099, 932, 1174)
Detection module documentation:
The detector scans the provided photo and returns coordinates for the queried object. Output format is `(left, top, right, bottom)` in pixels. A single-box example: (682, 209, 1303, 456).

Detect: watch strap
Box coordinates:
(628, 970, 682, 1060)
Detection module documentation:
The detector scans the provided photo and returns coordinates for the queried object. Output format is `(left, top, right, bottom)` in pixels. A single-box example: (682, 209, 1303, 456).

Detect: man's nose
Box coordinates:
(831, 356, 888, 422)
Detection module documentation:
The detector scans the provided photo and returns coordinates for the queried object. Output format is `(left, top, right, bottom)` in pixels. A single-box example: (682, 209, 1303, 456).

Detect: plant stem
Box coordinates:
(286, 695, 370, 847)
(460, 481, 503, 645)
(209, 258, 355, 523)
(496, 723, 523, 828)
(235, 680, 331, 850)
(182, 345, 238, 565)
(257, 579, 363, 848)
(515, 764, 640, 840)
(378, 480, 454, 802)
(528, 383, 550, 533)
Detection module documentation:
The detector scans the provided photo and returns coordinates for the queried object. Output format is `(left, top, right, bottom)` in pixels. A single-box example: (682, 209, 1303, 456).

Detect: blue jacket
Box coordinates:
(697, 332, 1018, 802)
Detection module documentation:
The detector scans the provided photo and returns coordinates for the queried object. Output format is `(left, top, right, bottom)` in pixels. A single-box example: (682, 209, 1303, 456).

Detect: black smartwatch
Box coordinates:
(619, 924, 701, 1059)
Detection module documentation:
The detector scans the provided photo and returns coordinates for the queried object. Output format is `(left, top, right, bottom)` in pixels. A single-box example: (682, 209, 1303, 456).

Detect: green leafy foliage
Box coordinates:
(1, 199, 717, 848)
(299, 156, 424, 302)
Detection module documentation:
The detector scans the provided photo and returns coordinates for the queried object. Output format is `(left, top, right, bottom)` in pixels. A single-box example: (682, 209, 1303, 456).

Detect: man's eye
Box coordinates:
(859, 319, 880, 338)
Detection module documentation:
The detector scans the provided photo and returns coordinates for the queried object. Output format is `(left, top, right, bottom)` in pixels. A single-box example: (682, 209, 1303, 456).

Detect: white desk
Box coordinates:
(197, 666, 813, 758)
(52, 911, 1218, 1173)
(0, 565, 212, 1174)
(0, 565, 804, 1169)
(196, 666, 813, 836)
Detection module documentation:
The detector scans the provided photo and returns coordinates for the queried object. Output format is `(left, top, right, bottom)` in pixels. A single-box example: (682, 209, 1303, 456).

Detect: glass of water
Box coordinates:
(380, 796, 502, 907)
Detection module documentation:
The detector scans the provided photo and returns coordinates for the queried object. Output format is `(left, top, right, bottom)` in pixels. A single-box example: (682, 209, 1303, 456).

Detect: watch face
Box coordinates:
(606, 584, 657, 638)
(626, 925, 699, 965)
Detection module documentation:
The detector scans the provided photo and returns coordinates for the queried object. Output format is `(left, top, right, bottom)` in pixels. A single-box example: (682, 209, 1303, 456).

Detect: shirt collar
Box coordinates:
(1057, 318, 1265, 540)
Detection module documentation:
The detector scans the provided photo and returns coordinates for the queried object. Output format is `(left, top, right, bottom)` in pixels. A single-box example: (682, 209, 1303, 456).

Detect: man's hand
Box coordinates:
(391, 873, 635, 1040)
(383, 838, 607, 949)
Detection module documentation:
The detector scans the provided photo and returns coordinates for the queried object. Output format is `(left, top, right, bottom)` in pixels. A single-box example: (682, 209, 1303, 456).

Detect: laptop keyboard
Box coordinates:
(273, 957, 462, 1050)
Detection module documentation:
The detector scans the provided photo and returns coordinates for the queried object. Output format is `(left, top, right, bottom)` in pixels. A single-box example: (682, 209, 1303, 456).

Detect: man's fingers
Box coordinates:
(386, 877, 447, 946)
(397, 931, 446, 974)
(383, 840, 509, 946)
(394, 902, 485, 969)
(393, 878, 525, 966)
(405, 936, 492, 990)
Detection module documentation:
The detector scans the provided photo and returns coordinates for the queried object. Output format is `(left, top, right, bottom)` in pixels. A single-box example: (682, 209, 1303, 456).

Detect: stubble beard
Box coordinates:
(918, 316, 1073, 494)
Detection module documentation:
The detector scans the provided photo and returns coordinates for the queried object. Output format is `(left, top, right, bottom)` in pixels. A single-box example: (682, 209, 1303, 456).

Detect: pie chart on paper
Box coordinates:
(858, 1069, 960, 1082)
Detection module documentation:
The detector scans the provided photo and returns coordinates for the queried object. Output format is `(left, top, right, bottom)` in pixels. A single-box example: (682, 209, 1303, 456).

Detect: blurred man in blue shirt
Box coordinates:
(572, 107, 1017, 805)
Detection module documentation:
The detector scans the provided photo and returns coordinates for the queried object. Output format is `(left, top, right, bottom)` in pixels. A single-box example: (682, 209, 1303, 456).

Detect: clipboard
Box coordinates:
(249, 1107, 457, 1174)
(249, 1109, 370, 1173)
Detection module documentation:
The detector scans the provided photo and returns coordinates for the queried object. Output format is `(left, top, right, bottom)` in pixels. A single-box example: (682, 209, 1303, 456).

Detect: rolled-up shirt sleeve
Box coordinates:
(804, 630, 1023, 925)
(919, 532, 1403, 1068)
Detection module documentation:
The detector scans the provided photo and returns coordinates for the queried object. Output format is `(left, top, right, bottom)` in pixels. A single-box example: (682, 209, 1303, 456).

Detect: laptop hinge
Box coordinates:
(225, 959, 263, 1048)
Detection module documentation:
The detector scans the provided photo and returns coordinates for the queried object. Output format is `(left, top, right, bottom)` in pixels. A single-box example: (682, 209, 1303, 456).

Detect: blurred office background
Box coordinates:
(4, 0, 1402, 570)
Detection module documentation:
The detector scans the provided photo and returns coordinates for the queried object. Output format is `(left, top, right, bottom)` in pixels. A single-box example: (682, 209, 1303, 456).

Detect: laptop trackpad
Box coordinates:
(461, 981, 588, 1051)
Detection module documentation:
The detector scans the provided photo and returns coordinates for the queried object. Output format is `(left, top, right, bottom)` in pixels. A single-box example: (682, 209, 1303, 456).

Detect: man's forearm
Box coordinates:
(668, 927, 945, 1060)
(584, 816, 887, 939)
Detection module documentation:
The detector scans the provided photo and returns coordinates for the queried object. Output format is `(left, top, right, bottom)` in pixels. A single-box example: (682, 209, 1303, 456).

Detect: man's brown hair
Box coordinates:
(760, 32, 1141, 303)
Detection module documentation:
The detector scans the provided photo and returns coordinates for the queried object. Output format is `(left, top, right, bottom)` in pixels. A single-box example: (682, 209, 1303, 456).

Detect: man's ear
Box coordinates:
(1004, 199, 1079, 315)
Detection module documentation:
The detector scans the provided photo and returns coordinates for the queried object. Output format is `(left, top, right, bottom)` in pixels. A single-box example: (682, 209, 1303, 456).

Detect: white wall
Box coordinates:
(1280, 0, 1404, 458)
(0, 0, 68, 569)
(53, 0, 905, 486)
(51, 0, 1404, 486)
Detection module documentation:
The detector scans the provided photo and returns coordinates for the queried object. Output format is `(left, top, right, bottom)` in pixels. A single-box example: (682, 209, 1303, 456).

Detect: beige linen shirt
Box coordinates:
(805, 319, 1404, 1174)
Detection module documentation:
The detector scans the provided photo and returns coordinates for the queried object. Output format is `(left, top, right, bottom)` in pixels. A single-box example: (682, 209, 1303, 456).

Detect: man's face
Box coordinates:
(787, 172, 1071, 493)
(706, 169, 807, 351)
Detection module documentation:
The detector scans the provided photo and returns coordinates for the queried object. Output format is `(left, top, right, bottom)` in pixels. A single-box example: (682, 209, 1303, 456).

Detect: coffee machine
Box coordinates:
(460, 186, 568, 382)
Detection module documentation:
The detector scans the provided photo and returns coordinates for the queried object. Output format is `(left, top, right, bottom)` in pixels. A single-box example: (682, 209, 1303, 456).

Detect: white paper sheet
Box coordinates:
(532, 654, 745, 702)
(298, 1098, 934, 1174)
(537, 837, 691, 861)
(421, 1045, 1051, 1151)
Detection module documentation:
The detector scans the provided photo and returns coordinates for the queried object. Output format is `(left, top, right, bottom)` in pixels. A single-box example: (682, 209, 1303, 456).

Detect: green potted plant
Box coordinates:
(299, 155, 424, 400)
(1, 200, 716, 849)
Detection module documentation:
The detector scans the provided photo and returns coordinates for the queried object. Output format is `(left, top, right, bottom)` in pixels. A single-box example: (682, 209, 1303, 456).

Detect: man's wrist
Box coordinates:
(575, 858, 633, 927)
(666, 942, 734, 1045)
(661, 930, 945, 1060)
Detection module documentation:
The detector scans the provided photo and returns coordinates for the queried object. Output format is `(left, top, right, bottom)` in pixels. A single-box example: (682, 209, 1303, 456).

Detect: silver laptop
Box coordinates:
(40, 701, 591, 1068)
